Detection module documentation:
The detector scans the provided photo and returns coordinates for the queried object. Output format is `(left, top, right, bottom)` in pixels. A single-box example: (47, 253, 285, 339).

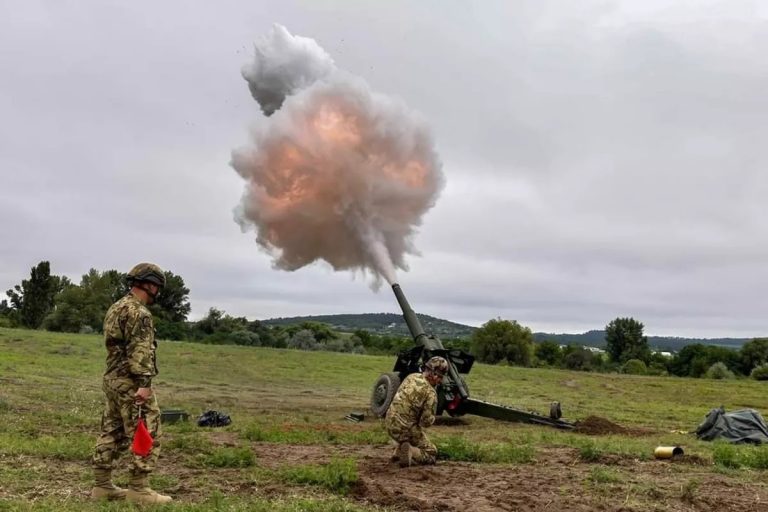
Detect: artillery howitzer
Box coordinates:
(370, 283, 575, 429)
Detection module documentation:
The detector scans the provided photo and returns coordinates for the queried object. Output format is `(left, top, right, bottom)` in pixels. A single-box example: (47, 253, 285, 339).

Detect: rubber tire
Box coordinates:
(370, 372, 401, 418)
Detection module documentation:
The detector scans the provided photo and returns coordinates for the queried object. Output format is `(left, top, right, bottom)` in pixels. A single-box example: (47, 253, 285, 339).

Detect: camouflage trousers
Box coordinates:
(385, 424, 437, 464)
(92, 377, 162, 474)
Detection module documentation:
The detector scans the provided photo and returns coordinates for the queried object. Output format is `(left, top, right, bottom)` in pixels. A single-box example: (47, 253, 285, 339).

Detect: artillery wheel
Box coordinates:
(370, 372, 401, 418)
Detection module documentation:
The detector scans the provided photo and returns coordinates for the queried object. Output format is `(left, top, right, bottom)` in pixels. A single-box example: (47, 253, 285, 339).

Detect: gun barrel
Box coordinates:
(391, 283, 431, 347)
(391, 283, 468, 399)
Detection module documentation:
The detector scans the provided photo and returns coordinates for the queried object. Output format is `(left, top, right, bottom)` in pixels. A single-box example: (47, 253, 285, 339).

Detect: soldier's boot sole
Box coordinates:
(397, 442, 412, 468)
(126, 488, 173, 504)
(91, 486, 127, 501)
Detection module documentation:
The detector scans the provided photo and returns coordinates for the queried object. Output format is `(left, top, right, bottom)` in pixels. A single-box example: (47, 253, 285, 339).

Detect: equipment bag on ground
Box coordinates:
(695, 406, 768, 444)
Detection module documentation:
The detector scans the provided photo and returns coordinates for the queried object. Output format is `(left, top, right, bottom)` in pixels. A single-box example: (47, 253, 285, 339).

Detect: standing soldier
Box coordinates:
(91, 263, 171, 504)
(385, 356, 449, 467)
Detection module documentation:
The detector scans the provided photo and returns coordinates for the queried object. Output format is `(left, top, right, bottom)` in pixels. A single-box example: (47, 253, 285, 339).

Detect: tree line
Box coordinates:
(2, 261, 767, 380)
(0, 261, 438, 355)
(471, 317, 768, 381)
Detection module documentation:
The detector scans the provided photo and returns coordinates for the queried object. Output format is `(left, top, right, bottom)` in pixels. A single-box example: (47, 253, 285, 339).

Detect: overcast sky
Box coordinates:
(2, 1, 767, 338)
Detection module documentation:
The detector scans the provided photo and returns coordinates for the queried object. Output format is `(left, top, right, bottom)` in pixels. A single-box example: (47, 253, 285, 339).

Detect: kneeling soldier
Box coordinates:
(384, 356, 449, 467)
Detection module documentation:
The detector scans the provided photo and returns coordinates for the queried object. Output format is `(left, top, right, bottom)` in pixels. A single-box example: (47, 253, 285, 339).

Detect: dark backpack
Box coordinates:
(197, 410, 232, 428)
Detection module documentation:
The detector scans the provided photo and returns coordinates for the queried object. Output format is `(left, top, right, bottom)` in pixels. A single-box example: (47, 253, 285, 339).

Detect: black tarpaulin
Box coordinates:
(695, 406, 768, 444)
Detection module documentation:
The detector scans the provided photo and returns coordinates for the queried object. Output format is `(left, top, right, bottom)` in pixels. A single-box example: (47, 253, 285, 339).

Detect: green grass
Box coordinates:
(711, 441, 768, 469)
(199, 446, 256, 468)
(436, 435, 535, 463)
(279, 458, 359, 495)
(0, 495, 373, 512)
(3, 326, 768, 509)
(588, 466, 624, 484)
(0, 432, 92, 460)
(240, 422, 388, 445)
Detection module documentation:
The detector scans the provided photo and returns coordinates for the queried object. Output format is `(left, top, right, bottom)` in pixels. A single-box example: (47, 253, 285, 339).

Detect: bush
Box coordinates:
(622, 359, 647, 375)
(705, 362, 735, 380)
(646, 362, 668, 376)
(287, 329, 319, 351)
(751, 364, 768, 381)
(229, 330, 261, 346)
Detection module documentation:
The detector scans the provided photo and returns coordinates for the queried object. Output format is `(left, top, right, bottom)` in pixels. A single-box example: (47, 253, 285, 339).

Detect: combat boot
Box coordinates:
(90, 468, 127, 500)
(126, 471, 172, 504)
(410, 445, 436, 465)
(397, 442, 412, 467)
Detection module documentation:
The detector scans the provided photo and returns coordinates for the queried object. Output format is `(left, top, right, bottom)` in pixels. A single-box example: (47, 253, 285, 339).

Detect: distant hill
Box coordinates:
(262, 313, 475, 339)
(261, 314, 755, 351)
(531, 330, 751, 352)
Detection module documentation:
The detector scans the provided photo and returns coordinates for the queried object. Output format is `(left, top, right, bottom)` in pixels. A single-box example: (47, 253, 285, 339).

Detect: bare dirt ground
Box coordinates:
(249, 443, 768, 512)
(6, 434, 768, 511)
(153, 426, 765, 512)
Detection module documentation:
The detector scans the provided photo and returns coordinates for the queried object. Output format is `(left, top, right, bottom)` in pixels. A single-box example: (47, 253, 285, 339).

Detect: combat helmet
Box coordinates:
(127, 263, 166, 289)
(424, 356, 449, 376)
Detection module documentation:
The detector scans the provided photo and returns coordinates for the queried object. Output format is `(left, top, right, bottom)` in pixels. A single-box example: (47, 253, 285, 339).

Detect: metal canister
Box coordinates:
(654, 446, 684, 459)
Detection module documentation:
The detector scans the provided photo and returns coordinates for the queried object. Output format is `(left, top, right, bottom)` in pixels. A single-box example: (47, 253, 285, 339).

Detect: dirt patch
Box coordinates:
(245, 444, 767, 512)
(574, 415, 653, 436)
(3, 443, 765, 511)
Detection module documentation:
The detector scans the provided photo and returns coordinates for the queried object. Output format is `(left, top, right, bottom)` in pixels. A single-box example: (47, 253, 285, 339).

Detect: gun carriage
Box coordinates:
(370, 284, 575, 429)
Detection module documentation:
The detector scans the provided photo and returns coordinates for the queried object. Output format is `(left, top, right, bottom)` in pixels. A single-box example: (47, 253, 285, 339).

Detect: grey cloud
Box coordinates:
(1, 1, 767, 338)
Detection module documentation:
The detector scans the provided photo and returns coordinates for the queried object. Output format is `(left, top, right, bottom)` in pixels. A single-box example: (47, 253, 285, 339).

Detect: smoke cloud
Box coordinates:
(241, 24, 335, 116)
(232, 25, 443, 286)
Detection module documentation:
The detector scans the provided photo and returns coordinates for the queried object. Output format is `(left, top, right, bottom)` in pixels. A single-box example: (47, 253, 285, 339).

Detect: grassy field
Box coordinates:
(1, 327, 768, 511)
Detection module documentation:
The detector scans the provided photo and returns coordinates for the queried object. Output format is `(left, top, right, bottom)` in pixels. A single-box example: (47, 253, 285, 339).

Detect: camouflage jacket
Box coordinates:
(102, 292, 158, 387)
(385, 373, 437, 432)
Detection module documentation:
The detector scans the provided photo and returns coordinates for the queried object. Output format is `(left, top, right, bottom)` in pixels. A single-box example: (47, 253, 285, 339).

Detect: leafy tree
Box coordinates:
(605, 317, 650, 364)
(668, 344, 740, 378)
(534, 340, 562, 367)
(471, 318, 533, 366)
(353, 329, 372, 346)
(287, 329, 318, 350)
(5, 261, 69, 328)
(45, 269, 123, 333)
(0, 299, 16, 326)
(750, 364, 768, 381)
(740, 338, 768, 375)
(561, 345, 597, 371)
(149, 271, 191, 322)
(705, 362, 735, 380)
(195, 308, 225, 335)
(284, 322, 338, 343)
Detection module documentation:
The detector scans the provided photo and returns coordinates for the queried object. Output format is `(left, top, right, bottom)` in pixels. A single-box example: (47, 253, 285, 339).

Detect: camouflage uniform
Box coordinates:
(92, 292, 161, 475)
(384, 372, 438, 464)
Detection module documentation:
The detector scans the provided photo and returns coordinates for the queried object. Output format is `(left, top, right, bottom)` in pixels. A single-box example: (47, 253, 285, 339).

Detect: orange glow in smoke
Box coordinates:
(312, 103, 361, 145)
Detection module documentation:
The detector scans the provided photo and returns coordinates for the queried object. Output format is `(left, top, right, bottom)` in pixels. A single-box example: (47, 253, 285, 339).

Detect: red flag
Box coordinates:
(132, 418, 154, 457)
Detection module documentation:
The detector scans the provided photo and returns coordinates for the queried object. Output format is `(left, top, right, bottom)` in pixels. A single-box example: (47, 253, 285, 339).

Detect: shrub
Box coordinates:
(622, 359, 647, 375)
(705, 362, 735, 380)
(229, 330, 261, 346)
(646, 362, 668, 376)
(751, 364, 768, 381)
